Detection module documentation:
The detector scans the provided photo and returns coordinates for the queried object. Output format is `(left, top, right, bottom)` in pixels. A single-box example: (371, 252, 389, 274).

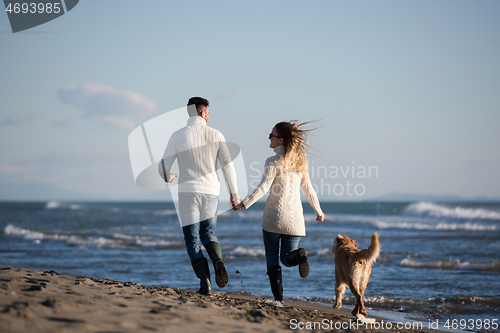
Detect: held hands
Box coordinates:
(230, 193, 243, 211)
(316, 213, 325, 223)
(233, 202, 244, 211)
(166, 173, 177, 183)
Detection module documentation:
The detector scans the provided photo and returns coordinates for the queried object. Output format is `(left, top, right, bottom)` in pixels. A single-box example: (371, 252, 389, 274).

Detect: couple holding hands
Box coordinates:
(159, 97, 324, 306)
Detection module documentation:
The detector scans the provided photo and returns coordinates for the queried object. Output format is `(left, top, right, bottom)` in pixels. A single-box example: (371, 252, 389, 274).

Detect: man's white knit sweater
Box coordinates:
(242, 145, 323, 236)
(158, 116, 238, 196)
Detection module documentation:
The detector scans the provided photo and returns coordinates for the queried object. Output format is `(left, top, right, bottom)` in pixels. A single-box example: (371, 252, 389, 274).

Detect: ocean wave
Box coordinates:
(151, 209, 178, 216)
(295, 295, 500, 314)
(4, 224, 45, 239)
(111, 233, 183, 248)
(44, 201, 84, 210)
(44, 202, 178, 216)
(373, 220, 433, 230)
(345, 295, 500, 314)
(230, 246, 265, 257)
(400, 257, 500, 272)
(230, 211, 265, 220)
(304, 213, 319, 222)
(103, 207, 122, 213)
(402, 202, 500, 221)
(45, 200, 62, 209)
(3, 224, 183, 249)
(373, 220, 497, 231)
(316, 248, 332, 257)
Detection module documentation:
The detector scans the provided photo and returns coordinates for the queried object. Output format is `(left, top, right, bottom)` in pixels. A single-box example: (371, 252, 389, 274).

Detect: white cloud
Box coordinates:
(57, 84, 159, 130)
(51, 119, 77, 129)
(213, 90, 237, 102)
(0, 163, 18, 173)
(101, 115, 137, 130)
(0, 113, 33, 126)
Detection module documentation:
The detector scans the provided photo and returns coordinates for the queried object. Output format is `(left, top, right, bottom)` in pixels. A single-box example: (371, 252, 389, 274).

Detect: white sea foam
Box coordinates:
(345, 295, 499, 307)
(45, 201, 62, 209)
(233, 211, 265, 220)
(231, 246, 265, 257)
(134, 238, 178, 247)
(316, 248, 332, 257)
(403, 202, 500, 220)
(152, 209, 178, 216)
(303, 213, 334, 223)
(298, 294, 499, 311)
(103, 207, 122, 213)
(434, 222, 497, 231)
(373, 220, 497, 231)
(373, 220, 433, 230)
(45, 201, 84, 210)
(112, 233, 136, 240)
(400, 257, 500, 272)
(304, 213, 318, 222)
(4, 224, 45, 239)
(4, 224, 115, 247)
(3, 224, 182, 249)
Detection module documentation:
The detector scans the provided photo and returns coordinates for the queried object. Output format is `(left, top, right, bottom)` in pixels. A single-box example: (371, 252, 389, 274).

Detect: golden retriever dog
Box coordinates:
(332, 232, 380, 316)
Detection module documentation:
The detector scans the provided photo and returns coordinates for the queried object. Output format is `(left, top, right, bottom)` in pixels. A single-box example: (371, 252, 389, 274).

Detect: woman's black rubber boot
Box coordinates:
(267, 265, 283, 301)
(286, 248, 310, 278)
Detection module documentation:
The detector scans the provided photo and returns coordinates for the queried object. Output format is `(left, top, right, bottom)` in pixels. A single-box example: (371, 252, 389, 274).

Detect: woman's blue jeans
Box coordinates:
(262, 229, 301, 268)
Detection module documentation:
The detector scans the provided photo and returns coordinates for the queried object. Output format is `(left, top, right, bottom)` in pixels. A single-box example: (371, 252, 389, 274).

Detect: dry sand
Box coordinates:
(0, 267, 441, 333)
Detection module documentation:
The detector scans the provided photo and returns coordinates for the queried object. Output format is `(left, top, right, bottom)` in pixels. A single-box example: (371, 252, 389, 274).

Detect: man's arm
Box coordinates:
(158, 135, 177, 183)
(217, 136, 239, 196)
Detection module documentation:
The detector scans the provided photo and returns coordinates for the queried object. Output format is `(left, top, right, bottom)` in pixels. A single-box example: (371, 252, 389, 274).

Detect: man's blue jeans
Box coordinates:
(262, 229, 301, 268)
(179, 192, 219, 263)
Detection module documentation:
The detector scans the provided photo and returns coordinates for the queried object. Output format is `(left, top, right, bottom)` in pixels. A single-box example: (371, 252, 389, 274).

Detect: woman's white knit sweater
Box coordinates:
(242, 145, 323, 236)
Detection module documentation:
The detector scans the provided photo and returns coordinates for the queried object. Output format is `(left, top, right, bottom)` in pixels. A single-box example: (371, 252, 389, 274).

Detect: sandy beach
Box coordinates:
(0, 266, 446, 333)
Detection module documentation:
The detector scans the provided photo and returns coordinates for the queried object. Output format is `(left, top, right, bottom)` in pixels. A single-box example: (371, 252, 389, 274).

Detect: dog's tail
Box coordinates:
(355, 232, 380, 265)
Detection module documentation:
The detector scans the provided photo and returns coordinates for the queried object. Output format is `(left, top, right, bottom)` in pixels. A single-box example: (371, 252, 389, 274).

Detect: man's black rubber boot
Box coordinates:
(205, 241, 228, 288)
(192, 257, 211, 295)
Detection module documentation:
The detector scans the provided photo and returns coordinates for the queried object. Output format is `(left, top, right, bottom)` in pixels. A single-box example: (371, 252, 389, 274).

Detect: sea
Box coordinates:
(1, 200, 499, 332)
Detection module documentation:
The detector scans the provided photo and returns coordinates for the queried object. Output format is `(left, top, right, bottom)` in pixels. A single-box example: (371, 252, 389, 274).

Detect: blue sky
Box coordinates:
(1, 1, 499, 201)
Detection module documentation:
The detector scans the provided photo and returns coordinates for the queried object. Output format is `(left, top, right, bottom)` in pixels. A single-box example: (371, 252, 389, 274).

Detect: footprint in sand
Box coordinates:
(47, 317, 85, 324)
(22, 285, 43, 292)
(4, 301, 31, 317)
(41, 299, 57, 307)
(22, 278, 48, 291)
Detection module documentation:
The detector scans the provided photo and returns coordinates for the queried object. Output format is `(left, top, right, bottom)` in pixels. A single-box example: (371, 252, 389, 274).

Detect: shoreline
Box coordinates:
(0, 266, 447, 333)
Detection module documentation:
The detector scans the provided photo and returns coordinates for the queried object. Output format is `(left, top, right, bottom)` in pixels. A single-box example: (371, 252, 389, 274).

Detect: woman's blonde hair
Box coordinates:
(274, 120, 318, 175)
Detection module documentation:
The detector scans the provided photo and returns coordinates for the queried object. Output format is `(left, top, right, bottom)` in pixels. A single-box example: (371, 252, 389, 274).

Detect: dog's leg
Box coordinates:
(358, 266, 371, 316)
(349, 283, 362, 316)
(334, 280, 345, 309)
(359, 291, 367, 317)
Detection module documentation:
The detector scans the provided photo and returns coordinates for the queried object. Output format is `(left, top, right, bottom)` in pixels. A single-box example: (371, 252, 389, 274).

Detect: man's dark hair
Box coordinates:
(187, 97, 209, 116)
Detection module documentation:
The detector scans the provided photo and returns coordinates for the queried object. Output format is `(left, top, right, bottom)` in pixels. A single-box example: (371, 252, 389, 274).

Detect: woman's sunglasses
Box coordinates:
(269, 133, 281, 139)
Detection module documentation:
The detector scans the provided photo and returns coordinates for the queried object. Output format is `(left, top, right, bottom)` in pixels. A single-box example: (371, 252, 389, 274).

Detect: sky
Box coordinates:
(1, 0, 499, 202)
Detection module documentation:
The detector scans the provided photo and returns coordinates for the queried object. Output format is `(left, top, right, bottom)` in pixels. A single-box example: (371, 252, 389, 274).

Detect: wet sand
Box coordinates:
(0, 267, 441, 333)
